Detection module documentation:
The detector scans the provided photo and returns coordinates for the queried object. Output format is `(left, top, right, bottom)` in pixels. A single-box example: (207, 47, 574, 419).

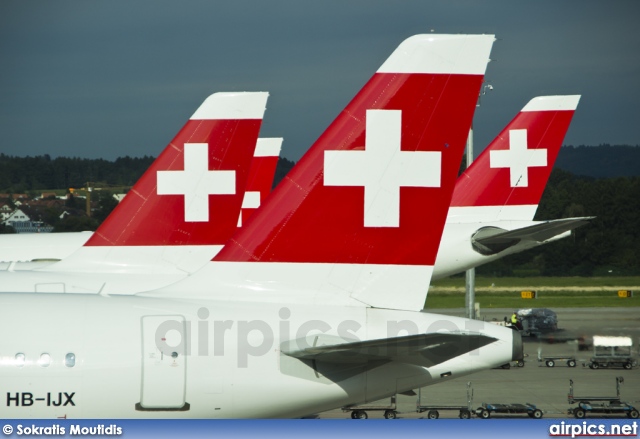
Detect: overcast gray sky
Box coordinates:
(1, 1, 639, 162)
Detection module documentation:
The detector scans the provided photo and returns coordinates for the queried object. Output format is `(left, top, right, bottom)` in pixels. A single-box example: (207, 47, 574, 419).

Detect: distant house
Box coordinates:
(3, 208, 30, 223)
(0, 193, 28, 208)
(0, 203, 13, 221)
(2, 208, 53, 233)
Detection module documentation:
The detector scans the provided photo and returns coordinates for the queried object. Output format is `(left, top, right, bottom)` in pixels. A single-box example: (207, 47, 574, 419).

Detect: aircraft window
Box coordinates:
(65, 353, 76, 367)
(38, 353, 51, 367)
(15, 353, 25, 367)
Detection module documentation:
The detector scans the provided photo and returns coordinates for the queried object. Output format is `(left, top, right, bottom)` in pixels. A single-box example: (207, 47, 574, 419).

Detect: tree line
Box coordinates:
(0, 153, 155, 194)
(1, 151, 638, 276)
(479, 169, 640, 277)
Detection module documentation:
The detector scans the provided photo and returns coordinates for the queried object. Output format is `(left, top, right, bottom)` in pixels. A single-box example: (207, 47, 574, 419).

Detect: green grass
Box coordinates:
(426, 276, 640, 309)
(430, 276, 640, 289)
(426, 290, 638, 309)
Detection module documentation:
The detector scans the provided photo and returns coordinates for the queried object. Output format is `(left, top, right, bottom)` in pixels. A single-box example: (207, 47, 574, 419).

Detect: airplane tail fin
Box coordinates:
(237, 138, 282, 227)
(450, 95, 580, 222)
(48, 92, 268, 273)
(156, 34, 495, 311)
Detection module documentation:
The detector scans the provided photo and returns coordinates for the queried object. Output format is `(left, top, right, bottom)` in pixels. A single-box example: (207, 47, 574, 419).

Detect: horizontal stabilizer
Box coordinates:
(282, 332, 497, 368)
(472, 217, 594, 255)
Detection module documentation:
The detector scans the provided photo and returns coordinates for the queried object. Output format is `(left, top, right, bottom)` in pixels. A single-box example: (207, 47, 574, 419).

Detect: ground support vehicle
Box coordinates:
(494, 360, 525, 369)
(567, 377, 639, 419)
(586, 357, 636, 370)
(516, 308, 558, 337)
(537, 351, 577, 368)
(498, 308, 557, 337)
(585, 336, 636, 370)
(571, 401, 639, 419)
(416, 382, 473, 419)
(475, 402, 543, 419)
(342, 395, 398, 419)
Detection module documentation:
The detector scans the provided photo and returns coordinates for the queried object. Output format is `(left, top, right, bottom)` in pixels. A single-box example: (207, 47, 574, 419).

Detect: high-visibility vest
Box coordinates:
(511, 314, 518, 324)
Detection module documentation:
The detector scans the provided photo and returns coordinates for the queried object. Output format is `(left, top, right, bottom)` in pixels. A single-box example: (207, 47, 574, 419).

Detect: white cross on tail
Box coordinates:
(324, 109, 441, 227)
(157, 143, 235, 222)
(490, 129, 547, 187)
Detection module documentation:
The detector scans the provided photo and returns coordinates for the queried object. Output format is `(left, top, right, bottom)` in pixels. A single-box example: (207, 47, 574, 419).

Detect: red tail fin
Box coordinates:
(450, 95, 580, 221)
(205, 35, 494, 311)
(237, 138, 282, 227)
(86, 92, 268, 246)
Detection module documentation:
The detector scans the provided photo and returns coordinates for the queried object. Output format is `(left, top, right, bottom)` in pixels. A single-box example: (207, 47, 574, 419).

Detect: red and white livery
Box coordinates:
(434, 95, 591, 278)
(237, 137, 282, 227)
(170, 35, 494, 312)
(1, 35, 521, 419)
(0, 92, 269, 293)
(0, 136, 281, 265)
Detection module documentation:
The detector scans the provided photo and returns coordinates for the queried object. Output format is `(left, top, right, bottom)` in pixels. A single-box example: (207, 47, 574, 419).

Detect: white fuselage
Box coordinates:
(0, 232, 92, 264)
(0, 217, 563, 294)
(0, 293, 517, 418)
(0, 245, 221, 294)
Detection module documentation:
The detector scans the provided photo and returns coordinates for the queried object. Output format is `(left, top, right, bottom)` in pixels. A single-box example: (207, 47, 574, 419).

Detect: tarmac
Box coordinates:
(318, 307, 640, 419)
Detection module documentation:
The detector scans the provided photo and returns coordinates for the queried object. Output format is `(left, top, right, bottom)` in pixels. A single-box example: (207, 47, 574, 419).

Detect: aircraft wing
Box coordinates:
(283, 332, 497, 368)
(474, 217, 594, 247)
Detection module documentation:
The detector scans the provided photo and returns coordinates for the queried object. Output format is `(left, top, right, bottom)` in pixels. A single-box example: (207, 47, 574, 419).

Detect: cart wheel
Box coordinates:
(480, 409, 490, 419)
(354, 410, 368, 419)
(532, 409, 543, 419)
(517, 360, 525, 367)
(350, 411, 357, 419)
(624, 362, 632, 370)
(568, 360, 576, 368)
(591, 362, 599, 369)
(427, 410, 439, 419)
(629, 409, 639, 419)
(501, 363, 511, 369)
(459, 410, 471, 419)
(546, 360, 555, 367)
(574, 408, 586, 419)
(384, 410, 397, 420)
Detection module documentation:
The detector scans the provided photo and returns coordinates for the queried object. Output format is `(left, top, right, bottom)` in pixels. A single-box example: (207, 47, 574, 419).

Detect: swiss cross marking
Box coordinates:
(237, 191, 261, 227)
(157, 143, 235, 222)
(324, 109, 441, 227)
(489, 129, 547, 187)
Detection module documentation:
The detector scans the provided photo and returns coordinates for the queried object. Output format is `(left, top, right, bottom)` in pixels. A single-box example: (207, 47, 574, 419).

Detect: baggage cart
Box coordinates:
(342, 395, 398, 419)
(416, 382, 473, 419)
(567, 377, 638, 419)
